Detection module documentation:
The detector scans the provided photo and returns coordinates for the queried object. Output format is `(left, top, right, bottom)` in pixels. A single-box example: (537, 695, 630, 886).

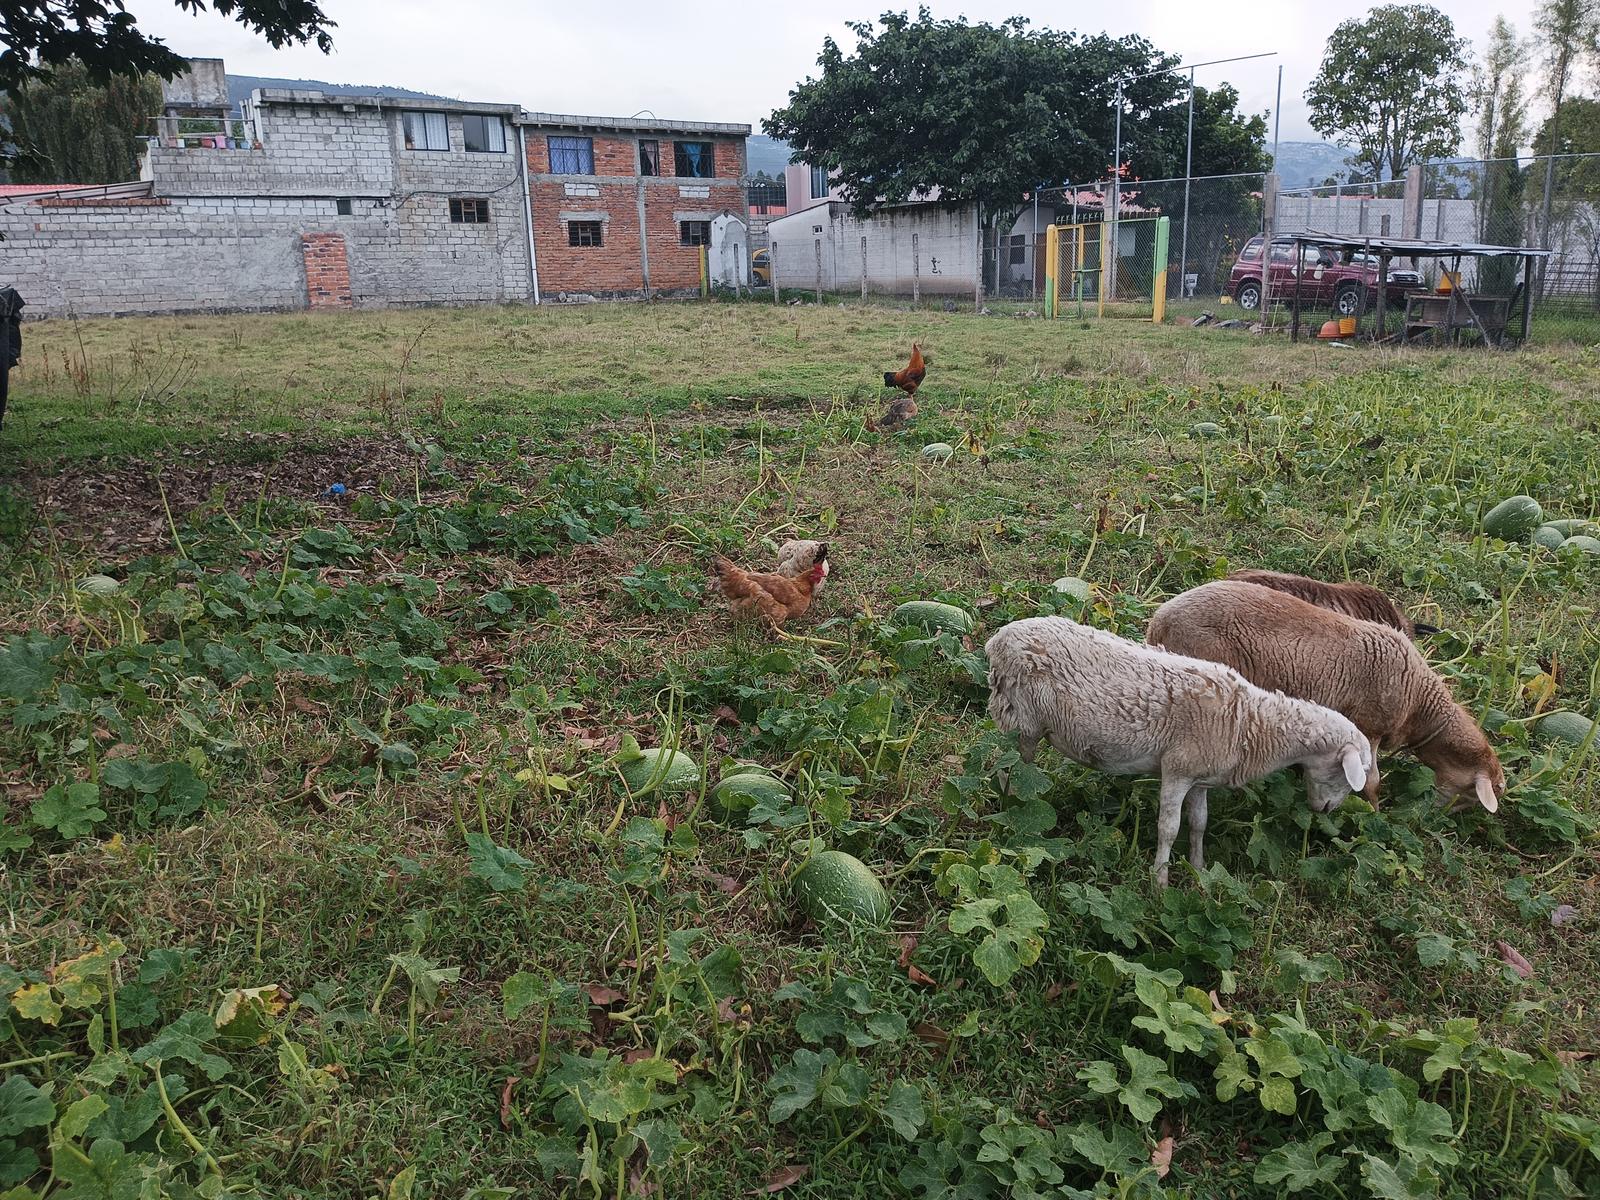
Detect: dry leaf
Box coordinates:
(586, 984, 626, 1006)
(499, 1076, 519, 1130)
(1151, 1135, 1174, 1179)
(1496, 941, 1535, 980)
(1550, 904, 1579, 928)
(1555, 1049, 1594, 1065)
(748, 1165, 807, 1194)
(897, 935, 918, 969)
(906, 964, 937, 988)
(713, 705, 741, 727)
(914, 1021, 950, 1049)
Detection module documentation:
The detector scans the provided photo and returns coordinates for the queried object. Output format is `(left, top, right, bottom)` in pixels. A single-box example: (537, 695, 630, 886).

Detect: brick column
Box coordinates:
(301, 233, 352, 309)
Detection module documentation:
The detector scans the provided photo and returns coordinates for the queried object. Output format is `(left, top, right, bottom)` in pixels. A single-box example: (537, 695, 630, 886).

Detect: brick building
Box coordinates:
(0, 60, 751, 317)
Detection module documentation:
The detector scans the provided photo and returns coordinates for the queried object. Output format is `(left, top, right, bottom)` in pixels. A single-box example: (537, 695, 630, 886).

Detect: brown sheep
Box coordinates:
(1228, 569, 1438, 638)
(1148, 580, 1502, 812)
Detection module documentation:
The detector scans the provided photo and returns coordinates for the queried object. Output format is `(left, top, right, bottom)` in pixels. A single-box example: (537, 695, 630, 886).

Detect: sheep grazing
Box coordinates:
(1147, 580, 1502, 812)
(985, 617, 1371, 887)
(1227, 568, 1438, 637)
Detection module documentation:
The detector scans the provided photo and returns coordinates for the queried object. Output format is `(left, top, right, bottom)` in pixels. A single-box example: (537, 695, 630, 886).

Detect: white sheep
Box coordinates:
(1147, 580, 1503, 812)
(985, 616, 1371, 886)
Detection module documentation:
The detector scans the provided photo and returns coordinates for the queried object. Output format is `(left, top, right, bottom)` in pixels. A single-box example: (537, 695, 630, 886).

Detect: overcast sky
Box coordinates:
(126, 0, 1529, 143)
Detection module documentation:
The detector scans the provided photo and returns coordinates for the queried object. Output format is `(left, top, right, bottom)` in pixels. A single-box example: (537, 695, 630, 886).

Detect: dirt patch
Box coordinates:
(17, 434, 427, 556)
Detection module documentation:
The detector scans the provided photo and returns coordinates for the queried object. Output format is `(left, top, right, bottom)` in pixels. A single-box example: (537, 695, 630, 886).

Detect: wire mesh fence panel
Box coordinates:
(1131, 173, 1265, 312)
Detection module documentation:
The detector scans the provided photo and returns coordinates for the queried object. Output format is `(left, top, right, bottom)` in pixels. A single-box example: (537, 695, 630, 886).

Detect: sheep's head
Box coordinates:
(1429, 746, 1504, 814)
(1301, 736, 1372, 814)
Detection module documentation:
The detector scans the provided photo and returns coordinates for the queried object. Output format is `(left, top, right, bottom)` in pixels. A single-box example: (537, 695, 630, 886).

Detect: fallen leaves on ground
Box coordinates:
(748, 1165, 807, 1194)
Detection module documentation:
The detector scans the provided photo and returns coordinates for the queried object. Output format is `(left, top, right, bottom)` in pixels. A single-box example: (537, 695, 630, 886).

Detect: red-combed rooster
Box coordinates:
(883, 343, 926, 397)
(712, 546, 829, 628)
(869, 343, 926, 431)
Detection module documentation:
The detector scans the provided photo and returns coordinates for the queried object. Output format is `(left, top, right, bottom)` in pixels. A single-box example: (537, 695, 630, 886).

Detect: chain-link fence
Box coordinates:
(761, 155, 1599, 338)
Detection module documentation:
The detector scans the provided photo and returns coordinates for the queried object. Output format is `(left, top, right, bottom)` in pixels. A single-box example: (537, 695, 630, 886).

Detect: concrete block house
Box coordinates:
(0, 59, 751, 317)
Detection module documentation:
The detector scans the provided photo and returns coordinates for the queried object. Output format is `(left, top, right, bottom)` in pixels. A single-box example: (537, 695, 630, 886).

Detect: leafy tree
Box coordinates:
(1530, 0, 1599, 275)
(1470, 17, 1531, 290)
(0, 0, 335, 93)
(1304, 4, 1469, 181)
(765, 8, 1265, 286)
(1, 60, 160, 183)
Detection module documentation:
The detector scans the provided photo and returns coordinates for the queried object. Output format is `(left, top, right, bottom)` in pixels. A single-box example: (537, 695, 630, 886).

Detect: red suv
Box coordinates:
(1227, 236, 1422, 315)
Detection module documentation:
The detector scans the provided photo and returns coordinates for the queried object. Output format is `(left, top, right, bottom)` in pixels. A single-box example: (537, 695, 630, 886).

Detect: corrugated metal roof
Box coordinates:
(1286, 230, 1551, 257)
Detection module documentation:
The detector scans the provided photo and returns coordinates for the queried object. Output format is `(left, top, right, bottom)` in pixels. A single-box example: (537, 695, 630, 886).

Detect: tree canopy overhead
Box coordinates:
(0, 0, 336, 92)
(1304, 3, 1468, 182)
(763, 8, 1266, 222)
(0, 58, 160, 183)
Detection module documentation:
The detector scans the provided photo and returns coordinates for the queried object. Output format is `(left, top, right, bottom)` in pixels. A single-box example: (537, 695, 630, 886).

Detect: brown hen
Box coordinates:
(712, 546, 829, 628)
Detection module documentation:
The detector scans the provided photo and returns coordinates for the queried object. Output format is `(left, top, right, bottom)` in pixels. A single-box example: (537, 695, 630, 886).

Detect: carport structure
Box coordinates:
(1280, 233, 1551, 347)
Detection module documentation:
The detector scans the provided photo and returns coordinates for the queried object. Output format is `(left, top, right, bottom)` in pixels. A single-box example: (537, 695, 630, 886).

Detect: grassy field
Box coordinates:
(1, 302, 1598, 1200)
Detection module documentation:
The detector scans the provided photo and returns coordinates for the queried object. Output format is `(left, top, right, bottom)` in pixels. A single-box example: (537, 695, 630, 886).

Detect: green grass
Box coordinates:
(2, 301, 1598, 1200)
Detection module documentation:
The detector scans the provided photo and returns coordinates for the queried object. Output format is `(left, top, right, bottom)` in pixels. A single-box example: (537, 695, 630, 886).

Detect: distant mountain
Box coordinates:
(747, 134, 795, 180)
(226, 75, 455, 109)
(1272, 141, 1356, 188)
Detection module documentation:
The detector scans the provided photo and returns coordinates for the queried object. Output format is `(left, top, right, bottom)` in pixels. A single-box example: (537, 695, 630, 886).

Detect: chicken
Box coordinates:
(866, 395, 918, 433)
(712, 545, 829, 628)
(883, 343, 926, 397)
(774, 539, 830, 594)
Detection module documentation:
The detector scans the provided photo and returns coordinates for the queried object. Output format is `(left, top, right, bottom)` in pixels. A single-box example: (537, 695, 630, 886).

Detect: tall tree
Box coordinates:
(1, 60, 160, 183)
(1304, 4, 1469, 181)
(1531, 0, 1600, 271)
(765, 9, 1264, 245)
(1470, 17, 1531, 288)
(1472, 17, 1530, 163)
(0, 0, 335, 92)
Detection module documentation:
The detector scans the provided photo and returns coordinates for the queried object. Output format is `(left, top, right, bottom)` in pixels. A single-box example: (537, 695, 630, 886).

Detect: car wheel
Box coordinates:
(1236, 280, 1261, 310)
(1334, 283, 1365, 316)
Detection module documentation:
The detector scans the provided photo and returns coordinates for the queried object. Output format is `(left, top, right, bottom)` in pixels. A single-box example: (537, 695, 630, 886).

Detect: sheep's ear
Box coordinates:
(1474, 772, 1500, 813)
(1341, 746, 1367, 792)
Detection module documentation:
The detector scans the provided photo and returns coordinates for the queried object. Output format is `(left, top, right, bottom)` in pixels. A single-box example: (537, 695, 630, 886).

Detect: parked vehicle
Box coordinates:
(1227, 237, 1422, 315)
(751, 247, 771, 287)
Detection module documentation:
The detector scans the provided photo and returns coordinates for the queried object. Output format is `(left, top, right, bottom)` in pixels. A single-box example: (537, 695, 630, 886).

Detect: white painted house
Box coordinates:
(764, 199, 979, 296)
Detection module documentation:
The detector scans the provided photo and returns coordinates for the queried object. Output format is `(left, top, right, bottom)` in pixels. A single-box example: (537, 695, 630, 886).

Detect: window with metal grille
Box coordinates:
(450, 198, 490, 224)
(568, 221, 603, 246)
(402, 111, 449, 151)
(463, 115, 506, 153)
(335, 198, 353, 216)
(549, 136, 594, 174)
(1009, 234, 1026, 265)
(639, 140, 659, 176)
(674, 141, 713, 178)
(809, 165, 828, 199)
(679, 220, 710, 246)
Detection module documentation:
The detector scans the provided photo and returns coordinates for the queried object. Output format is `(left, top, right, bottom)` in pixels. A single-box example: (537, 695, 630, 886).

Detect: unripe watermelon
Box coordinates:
(1189, 421, 1222, 439)
(1544, 519, 1596, 536)
(1537, 711, 1595, 747)
(1533, 525, 1567, 550)
(921, 442, 955, 463)
(892, 600, 975, 636)
(1482, 496, 1543, 540)
(1052, 577, 1093, 601)
(1561, 535, 1600, 556)
(619, 748, 701, 796)
(793, 850, 889, 925)
(711, 771, 789, 820)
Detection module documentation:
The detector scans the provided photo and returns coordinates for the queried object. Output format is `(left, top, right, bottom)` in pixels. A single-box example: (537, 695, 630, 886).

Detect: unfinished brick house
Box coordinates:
(0, 59, 751, 317)
(524, 114, 749, 301)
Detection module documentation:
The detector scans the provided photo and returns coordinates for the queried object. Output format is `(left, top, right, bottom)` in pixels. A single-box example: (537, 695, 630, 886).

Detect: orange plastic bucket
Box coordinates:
(1338, 316, 1357, 336)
